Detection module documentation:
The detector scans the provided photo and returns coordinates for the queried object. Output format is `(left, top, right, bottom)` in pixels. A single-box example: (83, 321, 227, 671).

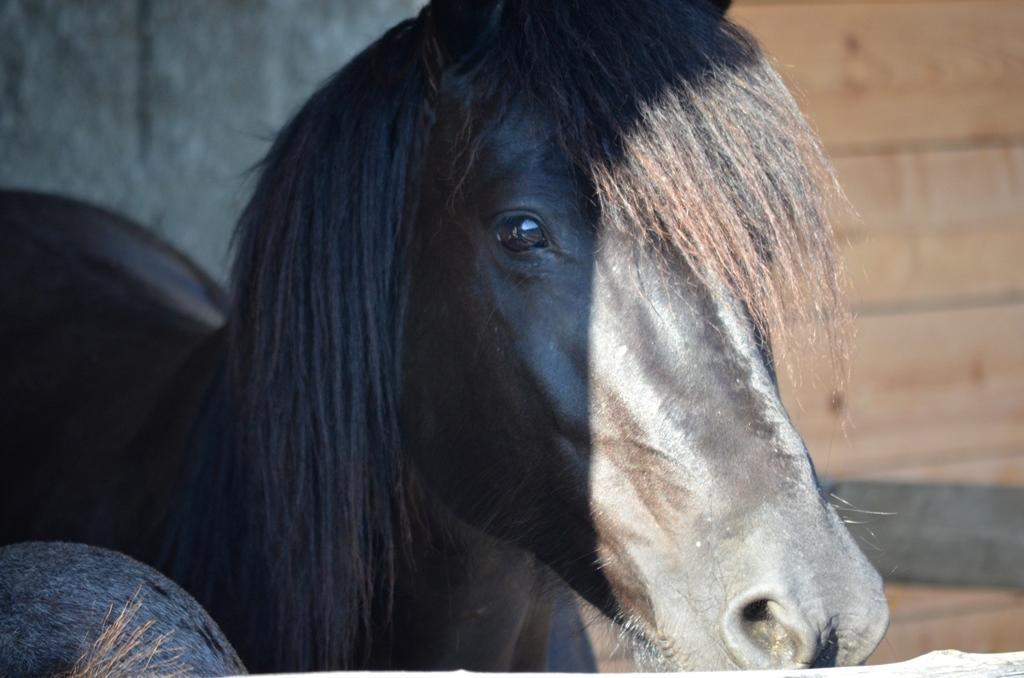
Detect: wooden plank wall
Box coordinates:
(584, 0, 1024, 670)
(734, 0, 1024, 665)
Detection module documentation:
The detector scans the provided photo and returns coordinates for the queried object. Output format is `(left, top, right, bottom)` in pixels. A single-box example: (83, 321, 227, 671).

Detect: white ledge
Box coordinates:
(258, 649, 1024, 677)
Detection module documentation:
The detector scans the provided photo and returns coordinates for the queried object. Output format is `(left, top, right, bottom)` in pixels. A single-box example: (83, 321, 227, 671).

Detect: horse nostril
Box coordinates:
(723, 594, 823, 669)
(739, 599, 794, 663)
(742, 599, 770, 624)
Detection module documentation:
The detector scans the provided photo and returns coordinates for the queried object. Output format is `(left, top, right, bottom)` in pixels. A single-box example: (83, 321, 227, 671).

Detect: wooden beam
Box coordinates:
(827, 480, 1024, 588)
(732, 1, 1024, 151)
(779, 303, 1024, 478)
(832, 145, 1024, 237)
(873, 585, 1024, 663)
(842, 226, 1024, 310)
(847, 451, 1024, 487)
(828, 144, 1024, 310)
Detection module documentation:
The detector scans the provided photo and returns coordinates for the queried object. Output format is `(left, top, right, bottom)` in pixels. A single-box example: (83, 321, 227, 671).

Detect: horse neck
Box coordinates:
(162, 357, 557, 670)
(380, 473, 558, 670)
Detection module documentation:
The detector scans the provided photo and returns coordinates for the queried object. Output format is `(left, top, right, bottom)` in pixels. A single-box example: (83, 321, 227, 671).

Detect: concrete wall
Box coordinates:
(0, 0, 425, 280)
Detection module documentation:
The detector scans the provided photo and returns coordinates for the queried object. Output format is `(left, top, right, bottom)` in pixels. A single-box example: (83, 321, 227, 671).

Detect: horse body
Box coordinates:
(0, 191, 225, 555)
(0, 542, 245, 677)
(1, 0, 889, 672)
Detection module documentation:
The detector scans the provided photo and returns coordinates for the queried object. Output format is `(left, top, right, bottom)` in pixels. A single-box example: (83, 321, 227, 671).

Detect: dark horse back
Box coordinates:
(0, 541, 246, 676)
(0, 190, 227, 555)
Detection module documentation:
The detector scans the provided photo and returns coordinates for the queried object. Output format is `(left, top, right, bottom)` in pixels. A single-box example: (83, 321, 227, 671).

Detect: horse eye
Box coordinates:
(495, 215, 549, 252)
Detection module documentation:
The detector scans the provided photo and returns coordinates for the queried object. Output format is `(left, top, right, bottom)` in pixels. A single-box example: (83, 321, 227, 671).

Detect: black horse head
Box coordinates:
(227, 0, 887, 670)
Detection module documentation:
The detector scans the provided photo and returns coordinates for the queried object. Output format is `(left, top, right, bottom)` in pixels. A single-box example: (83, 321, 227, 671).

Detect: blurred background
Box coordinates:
(1, 0, 1021, 668)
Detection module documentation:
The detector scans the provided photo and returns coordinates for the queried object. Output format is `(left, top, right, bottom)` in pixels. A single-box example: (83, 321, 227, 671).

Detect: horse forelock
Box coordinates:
(470, 0, 850, 375)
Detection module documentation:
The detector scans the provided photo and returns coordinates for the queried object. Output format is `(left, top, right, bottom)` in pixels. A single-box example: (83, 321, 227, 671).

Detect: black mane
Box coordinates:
(171, 15, 436, 671)
(473, 0, 845, 365)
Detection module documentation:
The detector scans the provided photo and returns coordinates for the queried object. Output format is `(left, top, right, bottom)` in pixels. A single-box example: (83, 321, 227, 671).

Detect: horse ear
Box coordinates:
(430, 0, 501, 63)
